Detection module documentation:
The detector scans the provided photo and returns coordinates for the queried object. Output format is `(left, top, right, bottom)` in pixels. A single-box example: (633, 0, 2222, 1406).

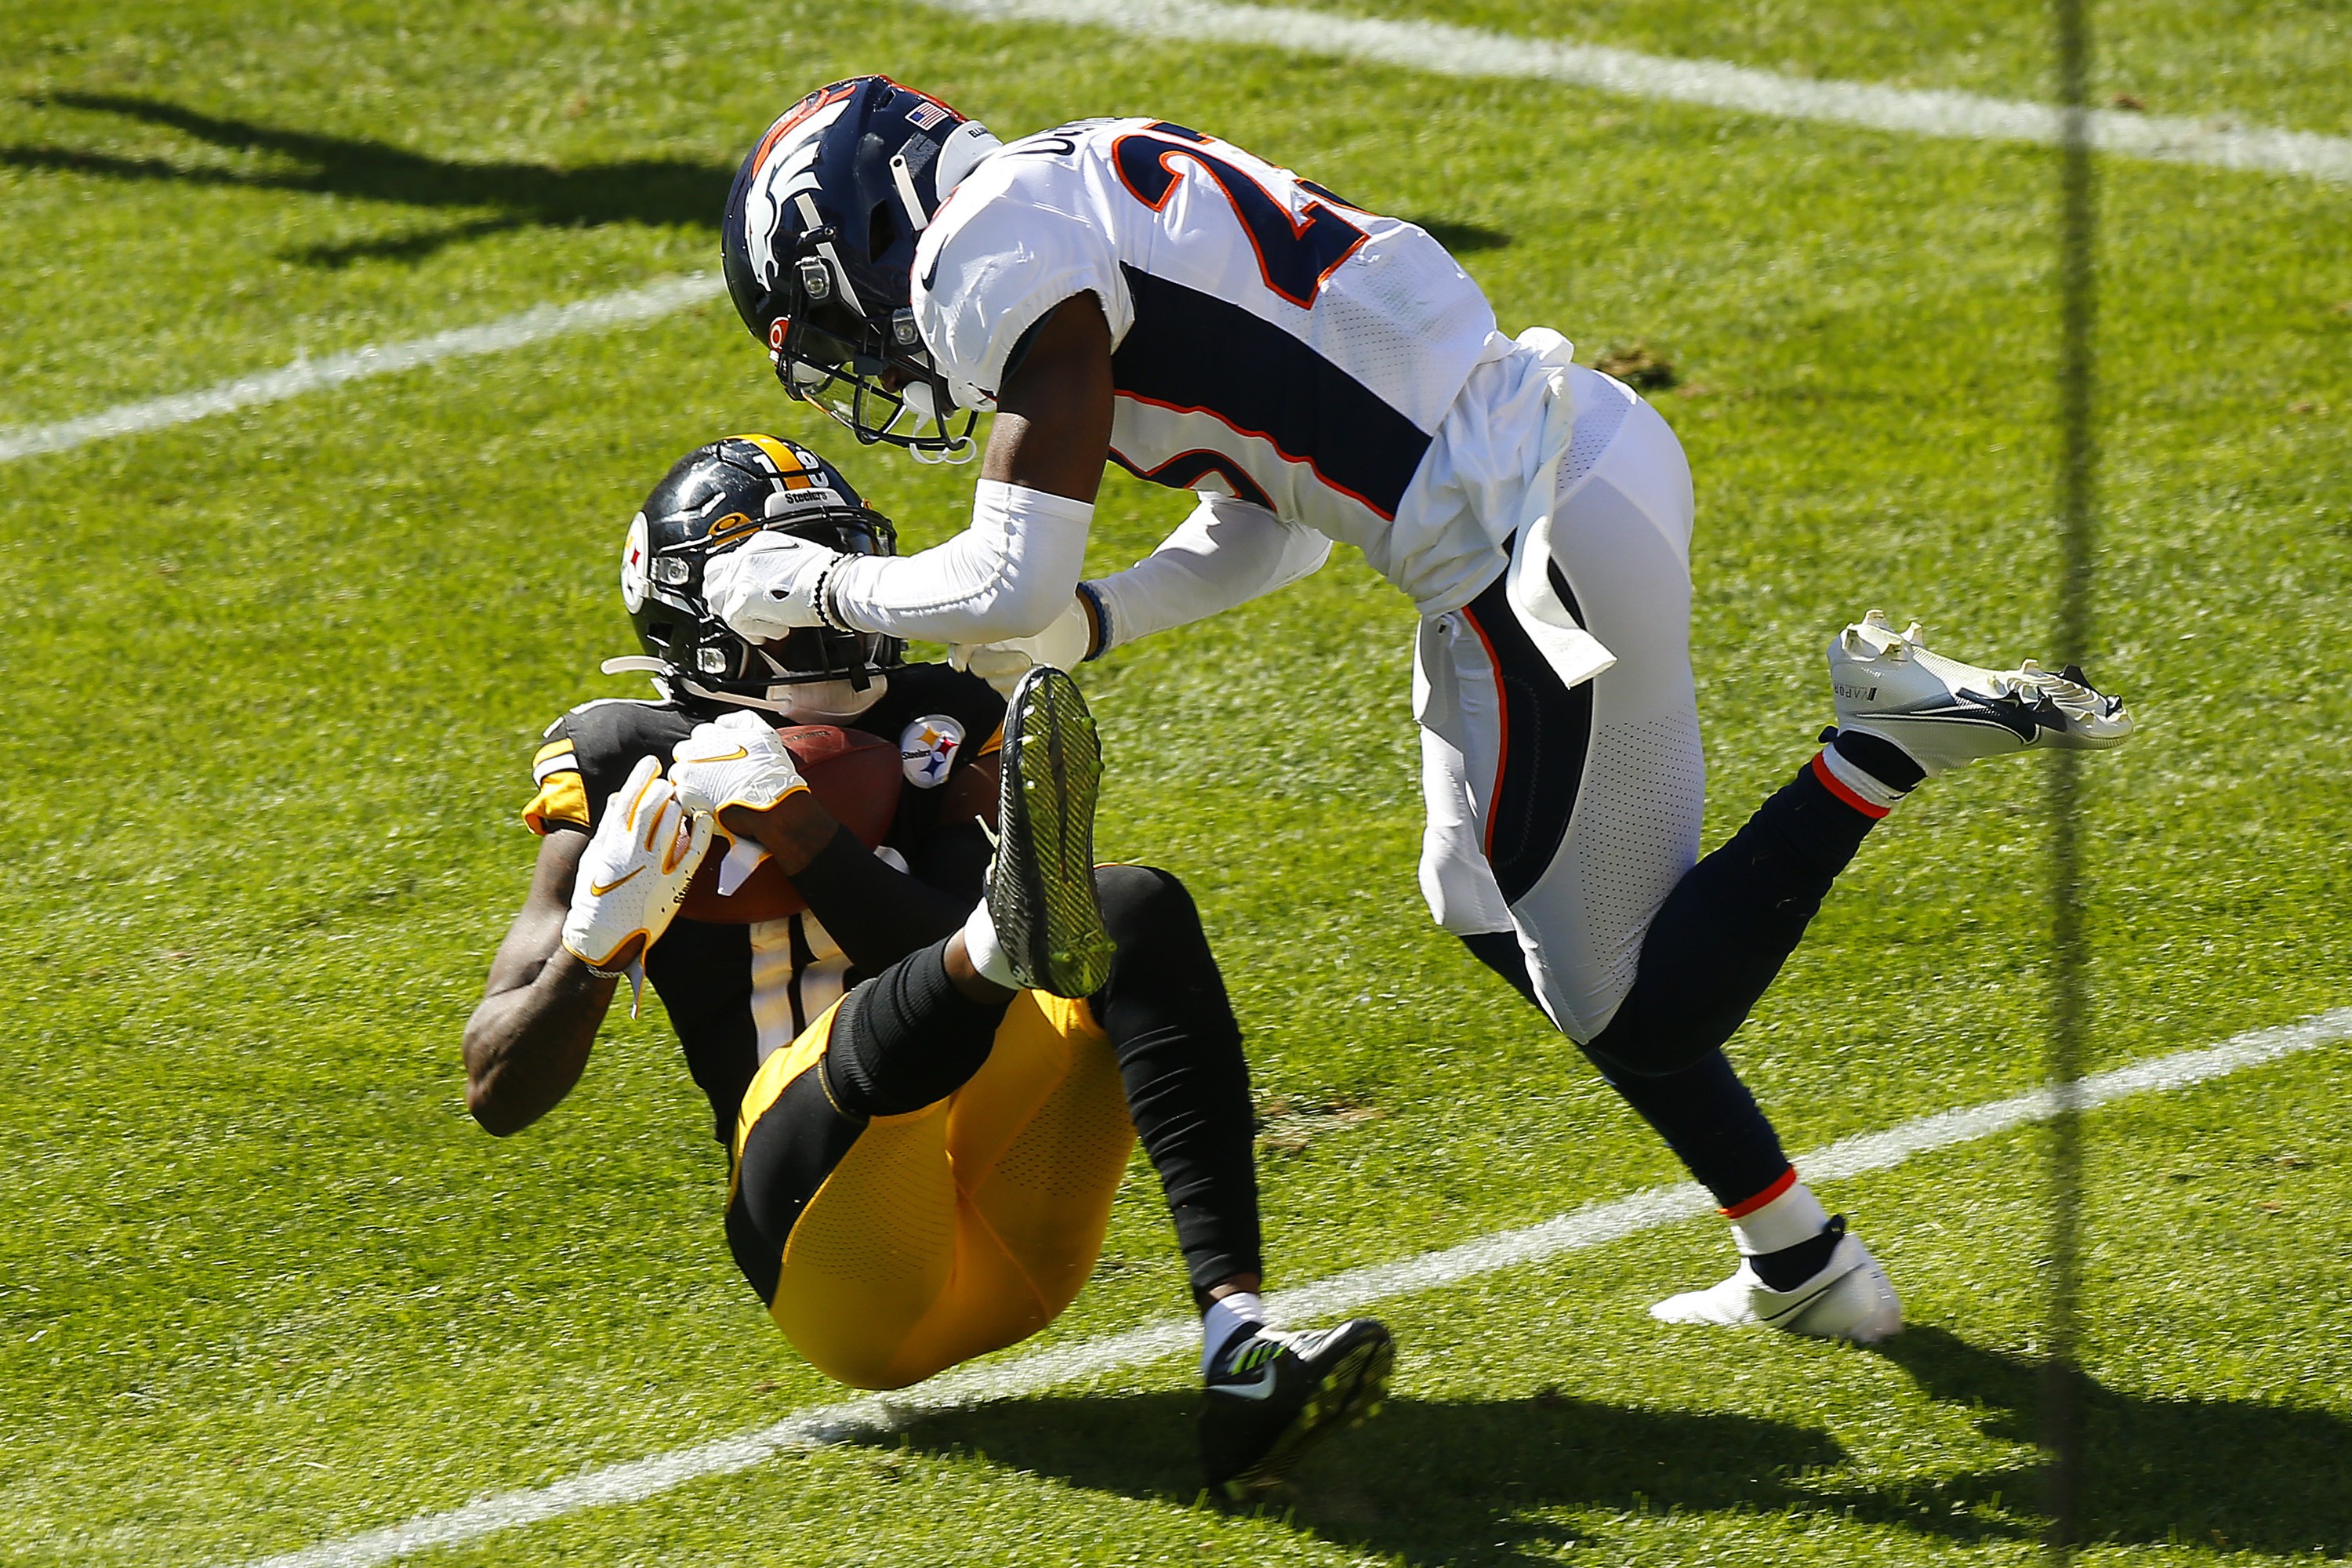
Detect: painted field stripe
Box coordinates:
(234, 1006, 2352, 1568)
(8, 17, 2343, 471)
(0, 274, 722, 466)
(920, 0, 2352, 186)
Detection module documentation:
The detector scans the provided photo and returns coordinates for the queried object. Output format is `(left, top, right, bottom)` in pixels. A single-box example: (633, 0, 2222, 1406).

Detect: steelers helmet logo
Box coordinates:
(619, 512, 652, 615)
(899, 714, 966, 789)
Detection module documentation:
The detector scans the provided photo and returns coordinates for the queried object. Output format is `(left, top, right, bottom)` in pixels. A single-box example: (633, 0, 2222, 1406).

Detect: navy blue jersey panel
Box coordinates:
(1108, 445, 1276, 510)
(1457, 567, 1594, 905)
(1110, 265, 1428, 521)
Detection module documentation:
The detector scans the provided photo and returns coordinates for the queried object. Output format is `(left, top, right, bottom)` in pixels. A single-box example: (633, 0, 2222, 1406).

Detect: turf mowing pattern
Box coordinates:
(2, 1, 2347, 1564)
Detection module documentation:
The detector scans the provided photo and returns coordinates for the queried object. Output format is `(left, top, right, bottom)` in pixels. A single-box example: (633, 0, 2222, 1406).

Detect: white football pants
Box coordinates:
(1414, 362, 1704, 1041)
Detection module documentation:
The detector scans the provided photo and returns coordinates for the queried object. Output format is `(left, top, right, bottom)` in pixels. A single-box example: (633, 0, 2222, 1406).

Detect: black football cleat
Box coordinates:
(989, 665, 1115, 997)
(1199, 1318, 1395, 1500)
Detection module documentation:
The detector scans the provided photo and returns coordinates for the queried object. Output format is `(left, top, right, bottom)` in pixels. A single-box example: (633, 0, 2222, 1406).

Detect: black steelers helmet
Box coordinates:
(611, 434, 903, 714)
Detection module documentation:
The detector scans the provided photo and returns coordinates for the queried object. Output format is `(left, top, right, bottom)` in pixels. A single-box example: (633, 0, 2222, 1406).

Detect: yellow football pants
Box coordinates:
(728, 989, 1136, 1391)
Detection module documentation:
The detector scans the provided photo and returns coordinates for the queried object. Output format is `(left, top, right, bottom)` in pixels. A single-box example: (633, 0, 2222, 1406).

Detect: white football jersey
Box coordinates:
(913, 118, 1512, 613)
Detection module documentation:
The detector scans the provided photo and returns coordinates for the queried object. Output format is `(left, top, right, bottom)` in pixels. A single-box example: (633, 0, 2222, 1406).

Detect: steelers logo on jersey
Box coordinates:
(899, 714, 966, 789)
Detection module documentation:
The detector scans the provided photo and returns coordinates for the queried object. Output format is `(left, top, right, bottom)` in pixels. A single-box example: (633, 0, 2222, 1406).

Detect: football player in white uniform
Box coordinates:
(706, 78, 2135, 1341)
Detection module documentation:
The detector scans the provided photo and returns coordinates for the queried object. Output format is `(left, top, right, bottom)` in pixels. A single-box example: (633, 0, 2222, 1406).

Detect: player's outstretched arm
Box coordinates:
(797, 296, 1118, 648)
(466, 757, 710, 1135)
(982, 292, 1116, 503)
(462, 828, 615, 1138)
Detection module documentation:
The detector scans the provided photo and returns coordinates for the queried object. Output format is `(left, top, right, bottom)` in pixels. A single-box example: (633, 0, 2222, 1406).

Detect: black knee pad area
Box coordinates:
(1094, 862, 1197, 949)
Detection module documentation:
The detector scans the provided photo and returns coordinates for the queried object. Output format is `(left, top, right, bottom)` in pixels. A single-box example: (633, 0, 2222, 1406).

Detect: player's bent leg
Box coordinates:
(725, 936, 1018, 1389)
(1460, 925, 1889, 1338)
(1433, 379, 1902, 1341)
(1561, 705, 1905, 1341)
(824, 934, 1011, 1116)
(1087, 862, 1393, 1498)
(1091, 864, 1263, 1296)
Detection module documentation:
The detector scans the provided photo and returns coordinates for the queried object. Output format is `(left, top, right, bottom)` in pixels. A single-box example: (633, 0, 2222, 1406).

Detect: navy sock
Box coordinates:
(1584, 760, 1877, 1078)
(1461, 933, 1795, 1210)
(1830, 727, 1925, 793)
(1585, 1047, 1795, 1213)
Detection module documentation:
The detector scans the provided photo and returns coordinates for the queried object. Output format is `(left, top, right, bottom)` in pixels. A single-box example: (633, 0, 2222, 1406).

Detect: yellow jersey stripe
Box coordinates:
(522, 771, 590, 836)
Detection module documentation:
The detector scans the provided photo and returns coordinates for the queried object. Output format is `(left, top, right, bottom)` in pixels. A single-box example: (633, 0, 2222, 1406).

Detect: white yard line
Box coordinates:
(924, 0, 2352, 183)
(234, 1006, 2352, 1568)
(0, 274, 722, 466)
(5, 11, 2344, 470)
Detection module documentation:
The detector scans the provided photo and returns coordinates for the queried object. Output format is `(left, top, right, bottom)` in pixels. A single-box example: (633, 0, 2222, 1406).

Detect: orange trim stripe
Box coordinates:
(1112, 389, 1402, 521)
(1459, 603, 1510, 859)
(1810, 750, 1890, 820)
(1720, 1165, 1798, 1218)
(746, 82, 858, 176)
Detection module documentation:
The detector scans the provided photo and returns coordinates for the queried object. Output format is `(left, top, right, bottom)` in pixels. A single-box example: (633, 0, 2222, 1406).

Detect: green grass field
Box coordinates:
(2, 0, 2347, 1563)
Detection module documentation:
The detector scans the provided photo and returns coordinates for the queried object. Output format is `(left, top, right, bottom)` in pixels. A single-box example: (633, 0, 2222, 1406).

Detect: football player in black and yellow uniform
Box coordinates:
(463, 437, 1391, 1497)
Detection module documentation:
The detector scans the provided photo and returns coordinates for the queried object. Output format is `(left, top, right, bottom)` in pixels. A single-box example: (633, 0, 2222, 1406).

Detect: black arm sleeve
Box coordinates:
(786, 825, 978, 975)
(906, 820, 993, 910)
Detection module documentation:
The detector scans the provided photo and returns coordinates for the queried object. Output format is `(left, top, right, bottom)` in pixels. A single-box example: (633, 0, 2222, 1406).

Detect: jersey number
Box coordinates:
(1112, 124, 1368, 310)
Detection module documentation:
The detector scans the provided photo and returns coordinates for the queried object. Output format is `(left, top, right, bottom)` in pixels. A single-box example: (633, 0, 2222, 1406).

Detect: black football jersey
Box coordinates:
(521, 663, 1005, 1142)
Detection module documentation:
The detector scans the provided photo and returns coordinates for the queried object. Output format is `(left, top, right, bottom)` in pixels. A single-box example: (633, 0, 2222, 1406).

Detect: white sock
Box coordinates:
(1728, 1178, 1831, 1257)
(1201, 1291, 1266, 1375)
(960, 899, 1019, 990)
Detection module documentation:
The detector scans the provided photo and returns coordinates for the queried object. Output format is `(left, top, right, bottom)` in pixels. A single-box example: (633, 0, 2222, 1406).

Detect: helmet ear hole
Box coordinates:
(868, 202, 897, 263)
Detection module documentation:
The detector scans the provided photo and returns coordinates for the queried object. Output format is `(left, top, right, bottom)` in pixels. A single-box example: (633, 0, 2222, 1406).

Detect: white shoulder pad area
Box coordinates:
(912, 130, 1138, 412)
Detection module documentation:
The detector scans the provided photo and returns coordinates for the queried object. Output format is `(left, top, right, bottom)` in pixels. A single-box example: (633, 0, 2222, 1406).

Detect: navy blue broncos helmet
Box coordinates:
(614, 434, 903, 717)
(721, 77, 1001, 459)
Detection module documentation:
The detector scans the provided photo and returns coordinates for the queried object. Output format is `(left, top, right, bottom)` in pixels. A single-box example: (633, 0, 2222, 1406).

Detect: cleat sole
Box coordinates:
(1219, 1332, 1396, 1500)
(992, 668, 1115, 997)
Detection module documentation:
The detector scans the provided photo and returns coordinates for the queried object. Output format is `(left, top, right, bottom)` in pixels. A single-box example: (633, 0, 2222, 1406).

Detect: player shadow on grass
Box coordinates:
(10, 94, 1512, 270)
(863, 1389, 1849, 1566)
(869, 1330, 2352, 1562)
(5, 93, 733, 266)
(1851, 1326, 2352, 1558)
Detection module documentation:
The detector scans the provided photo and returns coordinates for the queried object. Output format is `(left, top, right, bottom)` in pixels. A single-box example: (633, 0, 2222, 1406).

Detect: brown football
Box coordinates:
(677, 724, 902, 923)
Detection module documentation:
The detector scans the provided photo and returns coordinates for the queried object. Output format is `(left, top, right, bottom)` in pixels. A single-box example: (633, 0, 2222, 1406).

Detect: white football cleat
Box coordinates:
(1829, 609, 2133, 778)
(1651, 1224, 1904, 1345)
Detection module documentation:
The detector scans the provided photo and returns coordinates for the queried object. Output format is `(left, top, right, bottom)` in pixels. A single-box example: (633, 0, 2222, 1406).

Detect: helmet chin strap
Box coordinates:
(611, 658, 890, 723)
(678, 673, 889, 723)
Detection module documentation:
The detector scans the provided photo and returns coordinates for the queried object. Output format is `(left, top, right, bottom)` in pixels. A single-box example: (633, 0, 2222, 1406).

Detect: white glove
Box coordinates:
(562, 755, 713, 972)
(949, 590, 1095, 698)
(669, 710, 809, 815)
(702, 530, 844, 641)
(669, 710, 811, 897)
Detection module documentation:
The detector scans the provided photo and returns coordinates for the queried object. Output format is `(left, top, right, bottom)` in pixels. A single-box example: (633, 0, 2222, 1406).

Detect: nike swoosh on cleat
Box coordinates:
(1957, 690, 2054, 742)
(1207, 1365, 1281, 1402)
(1893, 695, 2045, 742)
(588, 867, 644, 896)
(1753, 1258, 1867, 1325)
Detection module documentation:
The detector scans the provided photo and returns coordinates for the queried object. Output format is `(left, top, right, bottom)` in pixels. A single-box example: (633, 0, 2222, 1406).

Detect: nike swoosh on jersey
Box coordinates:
(588, 867, 645, 896)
